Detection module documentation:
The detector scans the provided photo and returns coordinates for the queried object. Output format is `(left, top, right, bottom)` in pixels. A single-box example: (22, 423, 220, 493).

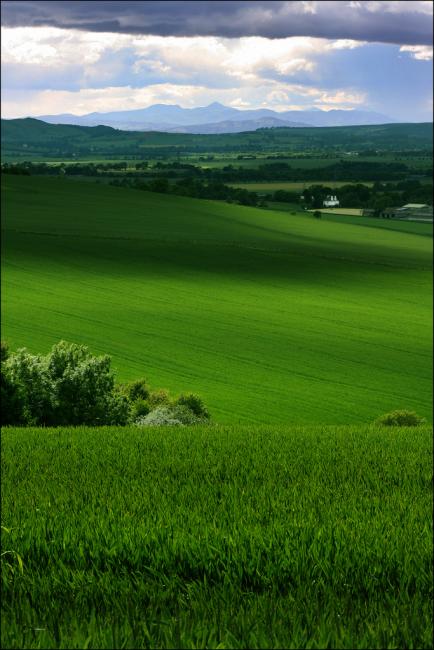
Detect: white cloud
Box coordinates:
(400, 45, 433, 60)
(1, 26, 130, 65)
(1, 26, 367, 86)
(362, 1, 433, 14)
(314, 90, 366, 105)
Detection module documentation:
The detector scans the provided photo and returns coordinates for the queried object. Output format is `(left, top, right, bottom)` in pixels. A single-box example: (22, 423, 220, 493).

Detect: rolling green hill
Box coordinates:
(1, 175, 432, 423)
(1, 118, 432, 160)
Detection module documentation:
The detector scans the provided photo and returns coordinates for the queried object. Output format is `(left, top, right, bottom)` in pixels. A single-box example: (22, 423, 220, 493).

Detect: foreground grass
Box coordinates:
(1, 425, 432, 649)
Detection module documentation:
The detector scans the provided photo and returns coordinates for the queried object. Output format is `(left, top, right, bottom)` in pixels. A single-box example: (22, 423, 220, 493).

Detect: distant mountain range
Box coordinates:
(36, 102, 395, 133)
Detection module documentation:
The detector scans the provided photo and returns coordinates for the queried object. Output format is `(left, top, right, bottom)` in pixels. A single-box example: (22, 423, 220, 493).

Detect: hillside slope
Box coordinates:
(1, 175, 432, 423)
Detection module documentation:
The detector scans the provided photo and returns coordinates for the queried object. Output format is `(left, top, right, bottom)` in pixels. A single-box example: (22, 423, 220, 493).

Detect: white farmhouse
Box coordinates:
(323, 195, 340, 207)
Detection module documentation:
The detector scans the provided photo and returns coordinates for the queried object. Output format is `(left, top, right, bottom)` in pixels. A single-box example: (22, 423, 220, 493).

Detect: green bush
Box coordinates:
(118, 378, 150, 402)
(148, 388, 172, 408)
(130, 398, 151, 420)
(375, 410, 426, 427)
(175, 392, 209, 419)
(3, 341, 129, 426)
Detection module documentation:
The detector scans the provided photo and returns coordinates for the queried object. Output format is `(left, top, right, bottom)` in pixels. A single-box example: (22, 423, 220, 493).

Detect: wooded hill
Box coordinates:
(1, 118, 432, 160)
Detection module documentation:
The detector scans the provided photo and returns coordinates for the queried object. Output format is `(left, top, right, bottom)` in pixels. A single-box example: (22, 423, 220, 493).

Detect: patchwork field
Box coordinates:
(1, 424, 432, 649)
(1, 175, 432, 423)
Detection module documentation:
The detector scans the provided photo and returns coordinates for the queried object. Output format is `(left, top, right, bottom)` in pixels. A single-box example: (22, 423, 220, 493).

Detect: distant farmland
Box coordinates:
(1, 175, 432, 423)
(230, 181, 374, 192)
(311, 208, 365, 216)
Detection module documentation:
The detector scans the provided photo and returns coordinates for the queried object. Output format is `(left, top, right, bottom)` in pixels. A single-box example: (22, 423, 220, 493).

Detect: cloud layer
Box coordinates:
(1, 2, 432, 122)
(3, 1, 433, 44)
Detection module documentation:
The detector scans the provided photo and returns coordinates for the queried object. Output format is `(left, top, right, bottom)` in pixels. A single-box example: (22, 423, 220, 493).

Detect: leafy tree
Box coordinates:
(3, 341, 129, 426)
(47, 341, 129, 425)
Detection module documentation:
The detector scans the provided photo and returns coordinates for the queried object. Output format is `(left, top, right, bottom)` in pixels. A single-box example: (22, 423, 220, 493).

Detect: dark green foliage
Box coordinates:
(176, 392, 210, 419)
(375, 409, 426, 426)
(130, 398, 151, 420)
(118, 378, 150, 402)
(313, 210, 322, 219)
(1, 425, 432, 648)
(1, 341, 9, 362)
(1, 342, 26, 426)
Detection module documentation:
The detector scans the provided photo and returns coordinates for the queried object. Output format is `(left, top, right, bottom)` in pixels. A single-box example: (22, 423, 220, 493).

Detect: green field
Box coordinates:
(1, 174, 432, 423)
(1, 424, 432, 649)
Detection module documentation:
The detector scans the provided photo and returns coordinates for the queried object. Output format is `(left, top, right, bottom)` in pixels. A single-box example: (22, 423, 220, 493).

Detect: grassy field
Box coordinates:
(1, 424, 432, 649)
(1, 174, 432, 424)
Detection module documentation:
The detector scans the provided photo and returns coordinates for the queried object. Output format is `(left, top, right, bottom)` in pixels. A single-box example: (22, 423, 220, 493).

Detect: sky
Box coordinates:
(1, 0, 433, 121)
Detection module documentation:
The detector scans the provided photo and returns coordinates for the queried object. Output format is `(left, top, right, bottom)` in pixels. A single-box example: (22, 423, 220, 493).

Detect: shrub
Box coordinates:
(148, 388, 172, 408)
(175, 392, 209, 419)
(135, 405, 184, 427)
(375, 410, 426, 427)
(130, 398, 151, 420)
(313, 210, 322, 219)
(136, 405, 206, 427)
(118, 378, 150, 402)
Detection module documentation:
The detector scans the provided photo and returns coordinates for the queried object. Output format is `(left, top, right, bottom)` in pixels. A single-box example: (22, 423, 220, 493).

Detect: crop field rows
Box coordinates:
(1, 175, 432, 424)
(1, 424, 432, 649)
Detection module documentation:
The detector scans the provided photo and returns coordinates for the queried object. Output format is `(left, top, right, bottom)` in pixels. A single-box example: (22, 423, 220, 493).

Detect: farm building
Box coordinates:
(380, 204, 433, 221)
(323, 195, 340, 207)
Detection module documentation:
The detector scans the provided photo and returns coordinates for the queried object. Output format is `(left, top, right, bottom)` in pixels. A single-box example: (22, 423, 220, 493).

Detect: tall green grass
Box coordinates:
(1, 425, 432, 648)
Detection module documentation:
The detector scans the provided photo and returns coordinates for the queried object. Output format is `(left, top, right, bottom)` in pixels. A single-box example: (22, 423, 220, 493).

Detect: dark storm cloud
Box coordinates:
(2, 1, 433, 45)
